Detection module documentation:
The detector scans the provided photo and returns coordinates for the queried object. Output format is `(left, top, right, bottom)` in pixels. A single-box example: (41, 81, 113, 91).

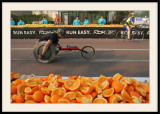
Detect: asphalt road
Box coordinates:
(11, 39, 149, 77)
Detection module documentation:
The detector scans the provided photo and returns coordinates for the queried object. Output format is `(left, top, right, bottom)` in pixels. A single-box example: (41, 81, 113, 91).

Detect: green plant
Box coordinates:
(11, 14, 53, 25)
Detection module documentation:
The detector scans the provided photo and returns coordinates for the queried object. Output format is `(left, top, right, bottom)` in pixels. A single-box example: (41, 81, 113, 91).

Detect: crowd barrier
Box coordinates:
(11, 27, 149, 39)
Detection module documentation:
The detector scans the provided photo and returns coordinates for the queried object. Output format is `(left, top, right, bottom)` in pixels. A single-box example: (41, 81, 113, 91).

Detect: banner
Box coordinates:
(11, 27, 149, 39)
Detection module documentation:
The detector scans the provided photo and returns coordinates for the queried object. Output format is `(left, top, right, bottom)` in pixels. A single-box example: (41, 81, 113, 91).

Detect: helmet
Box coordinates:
(131, 13, 135, 16)
(57, 29, 66, 36)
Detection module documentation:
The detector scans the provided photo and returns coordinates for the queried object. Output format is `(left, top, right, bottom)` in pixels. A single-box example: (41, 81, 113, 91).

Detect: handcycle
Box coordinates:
(33, 40, 96, 63)
(115, 24, 144, 42)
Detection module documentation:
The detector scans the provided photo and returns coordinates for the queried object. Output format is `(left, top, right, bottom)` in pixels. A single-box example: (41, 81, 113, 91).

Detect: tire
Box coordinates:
(116, 31, 127, 42)
(80, 46, 96, 60)
(33, 41, 56, 63)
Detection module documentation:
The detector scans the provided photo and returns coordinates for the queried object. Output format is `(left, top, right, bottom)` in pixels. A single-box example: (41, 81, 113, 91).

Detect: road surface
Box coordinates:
(11, 39, 149, 78)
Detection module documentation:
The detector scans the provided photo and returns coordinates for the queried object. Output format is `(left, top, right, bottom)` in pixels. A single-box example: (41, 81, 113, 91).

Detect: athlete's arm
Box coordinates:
(131, 21, 135, 27)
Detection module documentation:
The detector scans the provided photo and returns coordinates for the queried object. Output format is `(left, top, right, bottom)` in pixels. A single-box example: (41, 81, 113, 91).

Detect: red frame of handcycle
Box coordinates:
(40, 40, 80, 51)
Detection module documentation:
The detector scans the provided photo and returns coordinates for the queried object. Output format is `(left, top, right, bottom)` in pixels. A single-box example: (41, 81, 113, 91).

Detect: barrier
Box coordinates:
(11, 27, 149, 39)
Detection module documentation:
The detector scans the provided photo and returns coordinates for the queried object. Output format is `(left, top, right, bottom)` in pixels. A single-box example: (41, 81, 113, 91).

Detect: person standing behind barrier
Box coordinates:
(98, 15, 106, 25)
(142, 16, 148, 28)
(83, 17, 90, 25)
(73, 16, 80, 25)
(11, 18, 15, 25)
(41, 16, 48, 24)
(54, 14, 60, 25)
(17, 19, 25, 25)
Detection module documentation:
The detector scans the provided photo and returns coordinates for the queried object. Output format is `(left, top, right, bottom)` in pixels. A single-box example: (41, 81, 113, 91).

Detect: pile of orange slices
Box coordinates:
(11, 24, 132, 28)
(11, 73, 149, 103)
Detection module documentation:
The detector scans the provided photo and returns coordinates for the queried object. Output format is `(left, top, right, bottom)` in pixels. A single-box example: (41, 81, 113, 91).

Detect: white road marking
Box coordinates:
(11, 48, 149, 51)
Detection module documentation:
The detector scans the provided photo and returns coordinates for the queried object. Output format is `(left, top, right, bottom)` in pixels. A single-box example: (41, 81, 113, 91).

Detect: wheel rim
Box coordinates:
(38, 45, 52, 59)
(81, 46, 96, 60)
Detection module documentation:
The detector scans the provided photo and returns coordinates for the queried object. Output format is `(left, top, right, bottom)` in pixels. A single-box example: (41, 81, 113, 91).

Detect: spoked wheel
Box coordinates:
(80, 46, 96, 60)
(116, 31, 128, 42)
(33, 41, 56, 63)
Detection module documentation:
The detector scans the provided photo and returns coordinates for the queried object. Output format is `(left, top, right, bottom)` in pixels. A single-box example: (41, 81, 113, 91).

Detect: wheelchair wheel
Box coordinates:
(80, 46, 96, 60)
(33, 41, 56, 63)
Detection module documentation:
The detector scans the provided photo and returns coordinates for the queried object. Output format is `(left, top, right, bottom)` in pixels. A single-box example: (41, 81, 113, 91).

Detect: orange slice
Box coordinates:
(51, 94, 60, 103)
(11, 72, 15, 80)
(146, 93, 149, 101)
(109, 94, 123, 103)
(13, 74, 19, 79)
(90, 92, 98, 99)
(25, 100, 37, 103)
(48, 83, 57, 91)
(106, 77, 113, 86)
(121, 89, 132, 101)
(24, 94, 32, 101)
(127, 85, 134, 93)
(135, 87, 146, 97)
(24, 87, 32, 94)
(55, 74, 62, 79)
(16, 95, 25, 103)
(80, 85, 95, 95)
(48, 74, 54, 80)
(97, 75, 107, 83)
(32, 90, 45, 103)
(76, 95, 93, 103)
(13, 79, 22, 86)
(58, 97, 70, 103)
(101, 80, 109, 90)
(41, 87, 50, 95)
(113, 73, 123, 81)
(94, 82, 102, 94)
(111, 81, 124, 93)
(42, 80, 51, 87)
(69, 78, 81, 92)
(17, 84, 26, 95)
(64, 79, 75, 90)
(58, 79, 67, 85)
(70, 100, 78, 103)
(130, 78, 139, 88)
(11, 86, 17, 94)
(24, 78, 38, 87)
(122, 82, 129, 90)
(143, 84, 149, 93)
(51, 88, 65, 97)
(102, 88, 114, 97)
(80, 76, 90, 87)
(75, 91, 84, 97)
(44, 95, 51, 103)
(11, 94, 17, 102)
(130, 91, 141, 99)
(63, 92, 76, 100)
(120, 77, 132, 85)
(93, 97, 108, 103)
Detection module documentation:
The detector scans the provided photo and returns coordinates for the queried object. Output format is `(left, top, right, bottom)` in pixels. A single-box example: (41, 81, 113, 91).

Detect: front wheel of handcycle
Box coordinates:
(80, 46, 96, 60)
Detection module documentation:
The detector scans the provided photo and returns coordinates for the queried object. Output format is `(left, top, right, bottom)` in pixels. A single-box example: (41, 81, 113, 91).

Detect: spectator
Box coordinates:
(17, 19, 25, 25)
(54, 14, 60, 25)
(73, 16, 80, 25)
(41, 16, 48, 24)
(83, 17, 90, 25)
(142, 16, 148, 28)
(11, 18, 15, 25)
(98, 15, 106, 25)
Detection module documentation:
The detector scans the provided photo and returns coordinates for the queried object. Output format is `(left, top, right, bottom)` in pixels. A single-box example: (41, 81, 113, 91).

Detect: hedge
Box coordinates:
(11, 14, 54, 25)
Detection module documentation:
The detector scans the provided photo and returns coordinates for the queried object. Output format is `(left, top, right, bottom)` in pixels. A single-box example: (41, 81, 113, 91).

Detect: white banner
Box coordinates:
(134, 17, 150, 25)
